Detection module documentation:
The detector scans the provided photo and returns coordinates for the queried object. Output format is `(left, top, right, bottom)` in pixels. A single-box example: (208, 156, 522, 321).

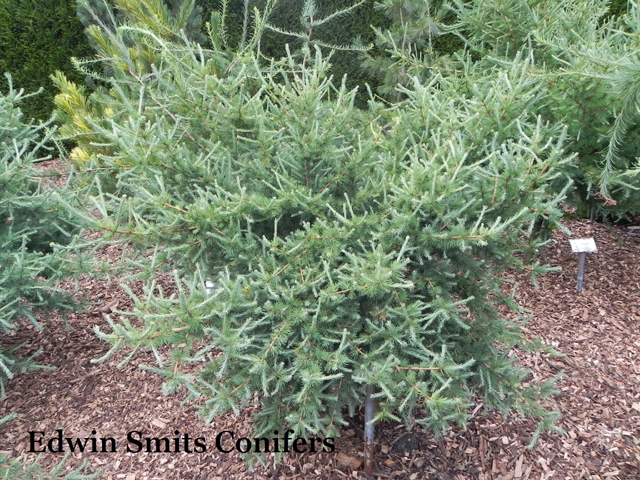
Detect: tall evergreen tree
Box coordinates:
(362, 0, 458, 101)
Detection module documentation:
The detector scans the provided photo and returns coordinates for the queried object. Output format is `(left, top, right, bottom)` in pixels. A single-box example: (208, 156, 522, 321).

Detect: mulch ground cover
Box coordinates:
(2, 162, 640, 479)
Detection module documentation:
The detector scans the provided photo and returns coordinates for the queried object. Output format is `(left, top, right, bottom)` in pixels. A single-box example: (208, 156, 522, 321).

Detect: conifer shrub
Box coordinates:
(61, 0, 572, 467)
(0, 76, 86, 395)
(0, 82, 98, 480)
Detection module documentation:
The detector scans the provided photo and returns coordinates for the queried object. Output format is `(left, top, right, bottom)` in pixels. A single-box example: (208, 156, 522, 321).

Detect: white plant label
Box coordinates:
(569, 238, 597, 253)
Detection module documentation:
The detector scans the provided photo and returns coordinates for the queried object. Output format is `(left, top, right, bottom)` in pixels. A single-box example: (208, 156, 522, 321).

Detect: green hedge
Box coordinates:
(0, 0, 94, 121)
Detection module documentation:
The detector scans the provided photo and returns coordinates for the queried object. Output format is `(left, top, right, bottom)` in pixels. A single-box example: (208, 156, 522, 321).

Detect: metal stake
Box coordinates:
(364, 384, 375, 476)
(569, 238, 597, 294)
(576, 252, 587, 292)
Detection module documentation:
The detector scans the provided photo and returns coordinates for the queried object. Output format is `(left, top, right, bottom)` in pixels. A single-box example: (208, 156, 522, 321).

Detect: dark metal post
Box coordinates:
(576, 252, 587, 292)
(364, 384, 375, 476)
(569, 238, 596, 294)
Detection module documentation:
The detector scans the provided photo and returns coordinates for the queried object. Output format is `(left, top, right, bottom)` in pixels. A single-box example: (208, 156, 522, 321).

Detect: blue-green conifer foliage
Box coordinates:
(0, 77, 85, 395)
(64, 0, 571, 455)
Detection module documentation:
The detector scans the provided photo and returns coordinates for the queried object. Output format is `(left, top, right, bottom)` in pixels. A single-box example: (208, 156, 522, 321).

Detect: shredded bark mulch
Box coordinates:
(2, 161, 640, 479)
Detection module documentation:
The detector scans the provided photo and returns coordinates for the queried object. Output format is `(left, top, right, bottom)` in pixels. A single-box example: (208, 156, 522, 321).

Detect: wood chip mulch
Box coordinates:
(2, 161, 640, 479)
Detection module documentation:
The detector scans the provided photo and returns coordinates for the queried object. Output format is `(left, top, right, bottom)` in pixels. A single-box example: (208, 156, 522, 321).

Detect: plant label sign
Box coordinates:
(569, 238, 597, 292)
(569, 238, 597, 253)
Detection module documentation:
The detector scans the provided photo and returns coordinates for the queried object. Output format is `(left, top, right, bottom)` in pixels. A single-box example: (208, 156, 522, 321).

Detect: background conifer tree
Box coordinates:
(361, 0, 460, 101)
(0, 0, 94, 122)
(365, 0, 640, 220)
(449, 0, 640, 219)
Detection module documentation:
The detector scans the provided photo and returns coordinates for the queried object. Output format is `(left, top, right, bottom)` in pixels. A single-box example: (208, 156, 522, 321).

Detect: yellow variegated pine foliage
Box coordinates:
(51, 71, 110, 169)
(53, 0, 205, 171)
(69, 146, 91, 166)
